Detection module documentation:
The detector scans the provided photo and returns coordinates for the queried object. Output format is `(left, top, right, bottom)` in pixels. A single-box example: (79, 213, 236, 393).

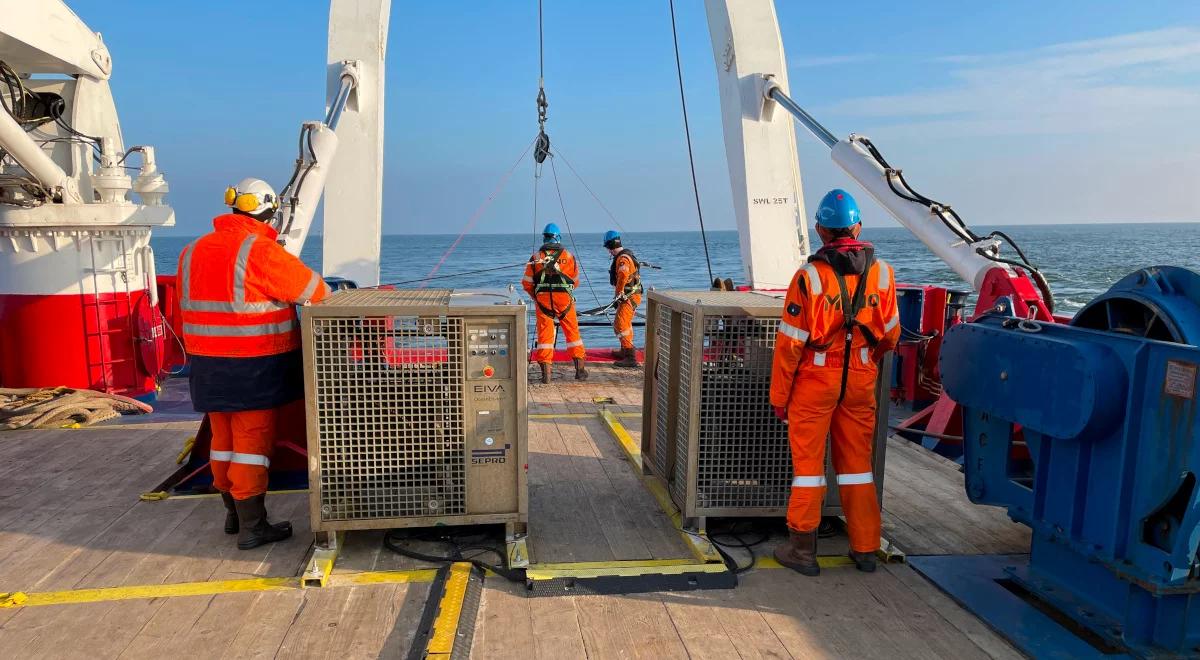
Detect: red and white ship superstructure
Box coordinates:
(0, 1, 173, 400)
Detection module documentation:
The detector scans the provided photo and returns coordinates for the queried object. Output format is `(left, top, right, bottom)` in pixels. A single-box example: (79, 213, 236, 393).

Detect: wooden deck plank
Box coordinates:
(526, 420, 613, 563)
(574, 594, 688, 659)
(471, 579, 536, 660)
(882, 437, 1029, 555)
(526, 593, 587, 659)
(660, 594, 744, 659)
(554, 418, 653, 561)
(218, 590, 306, 660)
(273, 584, 353, 658)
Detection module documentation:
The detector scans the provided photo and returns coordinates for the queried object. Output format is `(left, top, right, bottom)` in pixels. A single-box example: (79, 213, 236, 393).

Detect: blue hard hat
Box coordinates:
(603, 230, 621, 246)
(815, 189, 861, 228)
(542, 222, 561, 241)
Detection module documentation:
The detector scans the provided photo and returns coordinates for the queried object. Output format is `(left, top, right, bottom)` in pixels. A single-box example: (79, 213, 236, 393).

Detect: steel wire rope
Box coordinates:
(548, 144, 626, 234)
(418, 136, 538, 287)
(548, 156, 607, 314)
(667, 0, 714, 285)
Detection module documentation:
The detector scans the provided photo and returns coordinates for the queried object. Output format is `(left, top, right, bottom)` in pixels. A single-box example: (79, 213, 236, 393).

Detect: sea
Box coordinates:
(152, 223, 1200, 349)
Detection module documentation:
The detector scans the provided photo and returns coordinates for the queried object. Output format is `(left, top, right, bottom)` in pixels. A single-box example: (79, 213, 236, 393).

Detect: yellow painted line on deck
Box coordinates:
(0, 567, 440, 610)
(527, 560, 726, 580)
(598, 408, 641, 469)
(426, 562, 473, 659)
(754, 555, 856, 570)
(328, 568, 441, 587)
(529, 412, 641, 420)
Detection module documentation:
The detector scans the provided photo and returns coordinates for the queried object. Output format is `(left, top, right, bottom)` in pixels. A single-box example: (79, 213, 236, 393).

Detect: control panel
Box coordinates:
(466, 324, 511, 380)
(464, 319, 519, 514)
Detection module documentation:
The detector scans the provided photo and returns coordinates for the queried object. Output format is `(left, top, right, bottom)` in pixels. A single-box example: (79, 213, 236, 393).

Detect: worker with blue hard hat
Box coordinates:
(603, 230, 643, 367)
(769, 188, 900, 576)
(523, 222, 588, 383)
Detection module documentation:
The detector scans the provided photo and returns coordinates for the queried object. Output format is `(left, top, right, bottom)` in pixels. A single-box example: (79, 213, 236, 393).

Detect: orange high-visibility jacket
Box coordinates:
(178, 214, 329, 358)
(611, 250, 640, 298)
(769, 252, 901, 408)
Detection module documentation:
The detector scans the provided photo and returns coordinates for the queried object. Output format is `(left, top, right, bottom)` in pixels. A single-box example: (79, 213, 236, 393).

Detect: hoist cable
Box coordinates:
(551, 144, 626, 234)
(667, 0, 714, 285)
(549, 157, 607, 312)
(421, 137, 537, 286)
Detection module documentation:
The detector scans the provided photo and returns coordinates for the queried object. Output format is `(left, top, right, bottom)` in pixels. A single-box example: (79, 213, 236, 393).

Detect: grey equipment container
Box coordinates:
(301, 288, 529, 547)
(640, 290, 890, 527)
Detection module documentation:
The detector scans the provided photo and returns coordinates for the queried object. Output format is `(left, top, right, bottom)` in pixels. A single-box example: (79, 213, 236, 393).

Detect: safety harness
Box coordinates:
(806, 244, 878, 404)
(532, 243, 576, 320)
(608, 248, 643, 302)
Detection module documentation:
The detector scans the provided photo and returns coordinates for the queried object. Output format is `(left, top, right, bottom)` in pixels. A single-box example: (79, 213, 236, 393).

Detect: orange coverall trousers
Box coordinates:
(786, 363, 881, 553)
(532, 292, 585, 363)
(613, 293, 642, 350)
(209, 404, 287, 500)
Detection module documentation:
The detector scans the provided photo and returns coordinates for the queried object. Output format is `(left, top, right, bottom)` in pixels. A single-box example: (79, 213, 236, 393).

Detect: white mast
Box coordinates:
(322, 0, 390, 287)
(703, 0, 809, 289)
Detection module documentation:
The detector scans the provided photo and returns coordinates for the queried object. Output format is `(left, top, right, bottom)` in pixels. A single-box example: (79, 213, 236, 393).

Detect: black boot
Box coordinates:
(848, 549, 877, 573)
(774, 530, 820, 576)
(220, 491, 239, 535)
(573, 357, 588, 380)
(614, 347, 639, 368)
(540, 362, 552, 385)
(234, 494, 293, 550)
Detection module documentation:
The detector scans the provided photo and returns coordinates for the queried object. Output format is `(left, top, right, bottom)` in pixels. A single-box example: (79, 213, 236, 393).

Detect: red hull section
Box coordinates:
(0, 291, 162, 398)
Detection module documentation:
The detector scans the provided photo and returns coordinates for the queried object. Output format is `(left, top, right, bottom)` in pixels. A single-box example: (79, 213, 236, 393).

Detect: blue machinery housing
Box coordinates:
(923, 267, 1200, 657)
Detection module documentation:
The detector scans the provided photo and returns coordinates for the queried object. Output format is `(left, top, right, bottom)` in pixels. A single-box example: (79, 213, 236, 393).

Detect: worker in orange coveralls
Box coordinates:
(769, 189, 900, 576)
(523, 222, 587, 384)
(177, 178, 330, 550)
(603, 230, 642, 368)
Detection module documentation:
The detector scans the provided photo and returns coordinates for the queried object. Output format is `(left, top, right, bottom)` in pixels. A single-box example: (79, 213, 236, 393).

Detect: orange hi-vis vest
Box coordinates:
(770, 250, 901, 408)
(178, 214, 329, 358)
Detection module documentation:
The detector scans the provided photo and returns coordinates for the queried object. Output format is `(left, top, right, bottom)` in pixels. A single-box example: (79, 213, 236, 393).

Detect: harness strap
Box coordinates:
(829, 248, 875, 404)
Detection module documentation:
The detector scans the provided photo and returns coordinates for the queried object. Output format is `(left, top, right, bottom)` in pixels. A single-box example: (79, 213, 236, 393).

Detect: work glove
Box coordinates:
(773, 405, 788, 423)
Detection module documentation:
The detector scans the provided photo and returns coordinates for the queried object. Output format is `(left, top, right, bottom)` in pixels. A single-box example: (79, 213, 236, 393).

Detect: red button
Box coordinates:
(483, 366, 494, 378)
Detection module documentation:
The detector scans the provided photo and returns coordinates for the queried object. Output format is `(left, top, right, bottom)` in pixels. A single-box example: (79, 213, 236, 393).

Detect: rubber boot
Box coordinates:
(234, 494, 293, 550)
(848, 550, 877, 573)
(773, 530, 820, 577)
(614, 347, 639, 368)
(540, 362, 552, 385)
(220, 491, 239, 535)
(573, 357, 589, 381)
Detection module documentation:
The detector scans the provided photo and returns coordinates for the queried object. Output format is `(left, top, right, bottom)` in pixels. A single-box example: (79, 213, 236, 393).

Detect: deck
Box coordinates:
(0, 364, 1030, 659)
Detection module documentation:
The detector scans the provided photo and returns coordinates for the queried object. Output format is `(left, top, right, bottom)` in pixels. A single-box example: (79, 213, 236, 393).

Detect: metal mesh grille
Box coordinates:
(670, 311, 694, 507)
(651, 308, 673, 481)
(694, 315, 791, 510)
(320, 289, 454, 307)
(310, 315, 466, 521)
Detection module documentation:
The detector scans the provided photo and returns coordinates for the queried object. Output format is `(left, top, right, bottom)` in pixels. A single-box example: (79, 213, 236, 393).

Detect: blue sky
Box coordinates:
(71, 1, 1200, 235)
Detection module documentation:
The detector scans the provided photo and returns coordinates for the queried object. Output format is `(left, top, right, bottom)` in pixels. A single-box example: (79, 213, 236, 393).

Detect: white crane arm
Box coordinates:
(0, 0, 111, 79)
(765, 81, 1003, 292)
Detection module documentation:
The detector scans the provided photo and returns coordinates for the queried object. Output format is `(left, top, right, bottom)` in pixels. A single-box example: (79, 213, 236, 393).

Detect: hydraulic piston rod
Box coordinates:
(763, 80, 1002, 292)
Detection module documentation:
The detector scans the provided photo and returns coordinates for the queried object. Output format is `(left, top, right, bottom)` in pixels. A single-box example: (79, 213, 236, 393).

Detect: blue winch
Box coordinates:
(939, 266, 1200, 656)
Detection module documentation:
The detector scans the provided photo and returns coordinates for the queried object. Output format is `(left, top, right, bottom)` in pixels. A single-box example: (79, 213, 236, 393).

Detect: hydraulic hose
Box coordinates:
(382, 529, 526, 583)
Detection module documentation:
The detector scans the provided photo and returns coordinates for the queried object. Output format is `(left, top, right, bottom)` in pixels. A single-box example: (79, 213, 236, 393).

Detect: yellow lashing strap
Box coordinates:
(176, 436, 196, 464)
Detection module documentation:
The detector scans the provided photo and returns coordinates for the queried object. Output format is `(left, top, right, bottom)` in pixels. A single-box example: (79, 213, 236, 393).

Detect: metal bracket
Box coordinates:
(303, 531, 343, 588)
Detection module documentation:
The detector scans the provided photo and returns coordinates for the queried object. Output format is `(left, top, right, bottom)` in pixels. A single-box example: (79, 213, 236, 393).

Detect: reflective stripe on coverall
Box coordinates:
(179, 214, 330, 358)
(522, 246, 586, 362)
(769, 258, 900, 552)
(179, 213, 330, 500)
(611, 251, 642, 350)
